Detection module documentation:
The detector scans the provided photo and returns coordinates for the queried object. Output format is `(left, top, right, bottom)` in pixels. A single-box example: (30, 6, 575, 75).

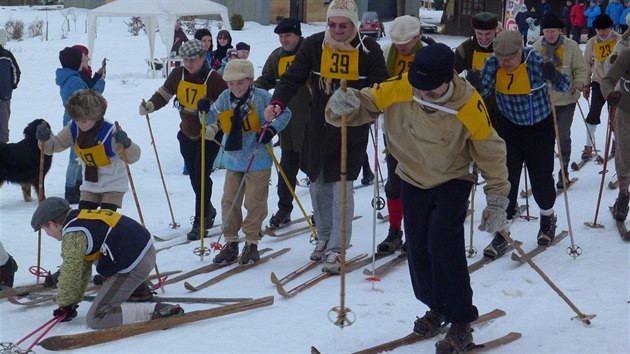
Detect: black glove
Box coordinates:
(93, 274, 104, 285)
(44, 270, 60, 288)
(113, 129, 131, 148)
(53, 304, 78, 322)
(255, 127, 276, 145)
(610, 53, 619, 65)
(36, 122, 51, 142)
(466, 70, 483, 92)
(197, 98, 211, 113)
(607, 91, 622, 106)
(542, 61, 561, 82)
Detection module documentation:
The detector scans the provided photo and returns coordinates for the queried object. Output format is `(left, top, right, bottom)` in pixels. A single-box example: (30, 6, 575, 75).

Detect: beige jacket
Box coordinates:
(532, 37, 588, 106)
(584, 31, 621, 85)
(325, 75, 510, 196)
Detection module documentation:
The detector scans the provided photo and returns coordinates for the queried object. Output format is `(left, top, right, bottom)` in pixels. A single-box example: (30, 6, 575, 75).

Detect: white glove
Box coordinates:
(328, 88, 360, 117)
(478, 194, 509, 233)
(139, 101, 155, 115)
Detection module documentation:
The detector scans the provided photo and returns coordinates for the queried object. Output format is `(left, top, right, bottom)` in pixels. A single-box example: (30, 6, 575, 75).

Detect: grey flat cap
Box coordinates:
(31, 197, 71, 231)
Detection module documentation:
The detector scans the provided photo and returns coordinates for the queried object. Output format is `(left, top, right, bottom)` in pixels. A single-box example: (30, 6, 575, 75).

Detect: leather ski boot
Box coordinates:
(435, 323, 473, 354)
(269, 211, 291, 229)
(239, 243, 260, 264)
(612, 194, 630, 221)
(213, 242, 239, 264)
(483, 231, 509, 259)
(581, 145, 593, 160)
(0, 255, 18, 288)
(151, 303, 184, 319)
(128, 281, 154, 302)
(537, 214, 557, 245)
(377, 227, 403, 255)
(413, 309, 447, 337)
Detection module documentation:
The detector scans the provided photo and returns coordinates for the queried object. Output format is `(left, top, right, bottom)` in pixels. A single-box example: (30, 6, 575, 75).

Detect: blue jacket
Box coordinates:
(585, 5, 602, 27)
(205, 86, 291, 172)
(606, 1, 624, 25)
(620, 7, 630, 26)
(0, 46, 20, 101)
(55, 68, 105, 125)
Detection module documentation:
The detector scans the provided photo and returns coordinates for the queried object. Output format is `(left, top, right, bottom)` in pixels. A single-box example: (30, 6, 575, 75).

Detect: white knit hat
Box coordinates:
(390, 15, 421, 44)
(327, 0, 359, 30)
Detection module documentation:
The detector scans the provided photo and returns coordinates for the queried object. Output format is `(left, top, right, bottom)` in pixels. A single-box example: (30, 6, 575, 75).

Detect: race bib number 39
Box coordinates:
(320, 46, 359, 80)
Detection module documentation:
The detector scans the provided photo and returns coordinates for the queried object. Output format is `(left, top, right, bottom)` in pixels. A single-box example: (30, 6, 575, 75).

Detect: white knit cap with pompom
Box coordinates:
(327, 0, 359, 30)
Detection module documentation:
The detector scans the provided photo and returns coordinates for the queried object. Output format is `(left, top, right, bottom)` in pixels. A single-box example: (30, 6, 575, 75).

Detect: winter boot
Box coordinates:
(128, 281, 154, 302)
(269, 211, 291, 229)
(361, 171, 375, 186)
(377, 227, 403, 255)
(556, 169, 570, 190)
(612, 194, 630, 221)
(321, 252, 341, 274)
(205, 206, 217, 230)
(239, 243, 260, 264)
(213, 242, 239, 264)
(435, 323, 474, 354)
(151, 303, 184, 319)
(483, 231, 509, 259)
(610, 139, 616, 158)
(537, 214, 557, 245)
(581, 145, 593, 161)
(413, 309, 447, 337)
(186, 216, 202, 241)
(64, 186, 80, 205)
(0, 255, 18, 289)
(310, 240, 328, 261)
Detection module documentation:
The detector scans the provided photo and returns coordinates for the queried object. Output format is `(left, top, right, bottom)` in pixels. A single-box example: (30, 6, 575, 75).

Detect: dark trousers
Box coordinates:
(402, 178, 478, 324)
(362, 151, 372, 177)
(497, 116, 556, 219)
(586, 81, 606, 125)
(177, 130, 221, 217)
(276, 149, 300, 214)
(572, 25, 584, 43)
(384, 153, 401, 199)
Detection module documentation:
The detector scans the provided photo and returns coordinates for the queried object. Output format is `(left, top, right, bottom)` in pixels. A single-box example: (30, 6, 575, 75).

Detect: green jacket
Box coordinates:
(254, 37, 310, 152)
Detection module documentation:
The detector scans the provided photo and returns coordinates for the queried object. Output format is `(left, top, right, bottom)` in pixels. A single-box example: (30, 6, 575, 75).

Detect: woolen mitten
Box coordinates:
(139, 101, 155, 115)
(478, 194, 509, 233)
(328, 88, 360, 117)
(113, 129, 132, 148)
(36, 122, 51, 142)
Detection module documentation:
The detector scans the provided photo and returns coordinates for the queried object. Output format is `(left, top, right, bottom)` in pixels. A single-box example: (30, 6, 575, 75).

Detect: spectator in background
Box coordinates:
(536, 0, 552, 35)
(72, 45, 105, 89)
(571, 0, 588, 42)
(515, 5, 533, 44)
(220, 48, 239, 75)
(171, 19, 189, 55)
(194, 28, 220, 70)
(606, 0, 624, 32)
(585, 0, 602, 38)
(620, 3, 630, 33)
(235, 42, 250, 59)
(212, 29, 233, 63)
(562, 0, 574, 37)
(0, 29, 20, 144)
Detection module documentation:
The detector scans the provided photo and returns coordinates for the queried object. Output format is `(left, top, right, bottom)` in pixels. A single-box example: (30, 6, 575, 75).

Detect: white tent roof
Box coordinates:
(87, 0, 231, 61)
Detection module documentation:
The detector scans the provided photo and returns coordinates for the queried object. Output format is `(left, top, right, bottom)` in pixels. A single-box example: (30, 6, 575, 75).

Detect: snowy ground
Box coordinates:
(0, 6, 628, 354)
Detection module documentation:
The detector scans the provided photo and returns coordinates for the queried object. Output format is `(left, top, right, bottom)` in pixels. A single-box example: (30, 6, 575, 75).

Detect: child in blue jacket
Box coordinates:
(200, 59, 290, 265)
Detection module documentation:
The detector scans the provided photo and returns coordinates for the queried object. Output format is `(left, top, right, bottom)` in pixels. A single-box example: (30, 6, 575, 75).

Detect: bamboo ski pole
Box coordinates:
(330, 79, 354, 328)
(548, 81, 580, 257)
(501, 231, 595, 324)
(585, 106, 615, 229)
(196, 111, 210, 260)
(142, 100, 179, 229)
(115, 122, 165, 292)
(265, 145, 318, 239)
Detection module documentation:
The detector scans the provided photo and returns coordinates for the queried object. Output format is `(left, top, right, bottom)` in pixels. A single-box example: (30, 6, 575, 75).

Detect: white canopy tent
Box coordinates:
(87, 0, 231, 62)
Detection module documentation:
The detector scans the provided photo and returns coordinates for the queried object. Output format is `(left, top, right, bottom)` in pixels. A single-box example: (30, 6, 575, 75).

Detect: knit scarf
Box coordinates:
(224, 87, 254, 151)
(541, 35, 565, 66)
(75, 119, 105, 183)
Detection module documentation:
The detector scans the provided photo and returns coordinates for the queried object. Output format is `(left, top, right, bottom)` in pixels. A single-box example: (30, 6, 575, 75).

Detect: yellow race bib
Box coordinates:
(496, 63, 531, 95)
(393, 52, 415, 75)
(75, 144, 111, 168)
(218, 105, 262, 134)
(371, 73, 413, 111)
(278, 55, 295, 77)
(594, 39, 616, 62)
(320, 46, 359, 80)
(456, 90, 493, 140)
(539, 46, 564, 67)
(471, 51, 493, 71)
(77, 209, 123, 228)
(177, 80, 208, 110)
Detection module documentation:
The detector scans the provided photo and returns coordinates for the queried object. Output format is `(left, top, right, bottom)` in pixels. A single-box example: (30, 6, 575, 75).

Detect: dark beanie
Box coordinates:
(59, 47, 83, 70)
(471, 12, 499, 30)
(593, 14, 614, 29)
(274, 18, 302, 36)
(235, 42, 250, 51)
(408, 43, 454, 91)
(194, 28, 212, 40)
(541, 13, 565, 29)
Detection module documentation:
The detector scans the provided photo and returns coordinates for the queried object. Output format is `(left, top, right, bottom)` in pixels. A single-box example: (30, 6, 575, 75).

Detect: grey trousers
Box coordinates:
(0, 100, 10, 143)
(555, 103, 576, 169)
(86, 246, 156, 329)
(309, 177, 354, 254)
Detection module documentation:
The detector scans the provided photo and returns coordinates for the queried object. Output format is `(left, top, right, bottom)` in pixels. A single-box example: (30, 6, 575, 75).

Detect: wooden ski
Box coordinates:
(510, 231, 568, 264)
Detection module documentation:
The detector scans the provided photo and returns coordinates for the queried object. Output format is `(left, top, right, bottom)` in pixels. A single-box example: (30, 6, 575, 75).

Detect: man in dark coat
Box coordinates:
(0, 31, 20, 143)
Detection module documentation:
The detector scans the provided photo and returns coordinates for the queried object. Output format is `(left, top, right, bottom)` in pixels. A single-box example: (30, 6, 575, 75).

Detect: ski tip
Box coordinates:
(510, 252, 523, 263)
(311, 346, 322, 354)
(183, 282, 199, 292)
(275, 281, 291, 297)
(270, 272, 280, 285)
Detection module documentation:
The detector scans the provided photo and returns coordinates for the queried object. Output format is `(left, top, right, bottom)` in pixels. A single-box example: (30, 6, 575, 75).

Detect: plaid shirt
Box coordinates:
(480, 48, 570, 126)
